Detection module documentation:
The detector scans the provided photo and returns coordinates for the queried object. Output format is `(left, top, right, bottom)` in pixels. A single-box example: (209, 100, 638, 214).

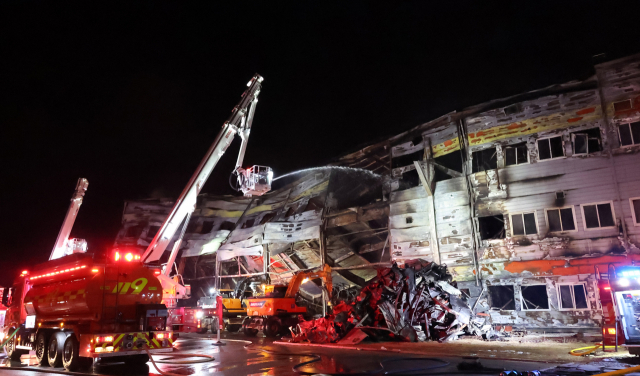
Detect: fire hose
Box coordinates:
(569, 343, 603, 356)
(144, 349, 215, 376)
(0, 327, 20, 350)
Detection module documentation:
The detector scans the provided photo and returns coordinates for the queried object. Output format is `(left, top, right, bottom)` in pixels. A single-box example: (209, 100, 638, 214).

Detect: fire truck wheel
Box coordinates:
(35, 332, 50, 366)
(62, 335, 80, 371)
(4, 330, 28, 361)
(47, 332, 66, 367)
(264, 317, 282, 338)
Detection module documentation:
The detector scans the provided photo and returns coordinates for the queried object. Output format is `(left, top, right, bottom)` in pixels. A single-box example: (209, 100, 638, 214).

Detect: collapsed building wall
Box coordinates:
(114, 52, 640, 333)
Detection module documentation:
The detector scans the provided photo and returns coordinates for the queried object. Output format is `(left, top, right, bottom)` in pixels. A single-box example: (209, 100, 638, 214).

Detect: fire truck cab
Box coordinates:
(597, 264, 640, 354)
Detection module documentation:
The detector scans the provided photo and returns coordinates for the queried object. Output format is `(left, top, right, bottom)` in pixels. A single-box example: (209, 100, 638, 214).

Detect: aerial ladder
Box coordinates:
(140, 74, 272, 311)
(49, 178, 89, 260)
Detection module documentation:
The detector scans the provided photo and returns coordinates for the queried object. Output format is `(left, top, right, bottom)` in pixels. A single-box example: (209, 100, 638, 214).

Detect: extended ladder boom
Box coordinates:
(49, 178, 89, 260)
(142, 74, 265, 266)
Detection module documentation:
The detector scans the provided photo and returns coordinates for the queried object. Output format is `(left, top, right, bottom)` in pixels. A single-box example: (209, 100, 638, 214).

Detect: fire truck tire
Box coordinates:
(4, 330, 28, 361)
(35, 331, 50, 366)
(47, 332, 66, 367)
(124, 354, 149, 366)
(264, 317, 282, 338)
(62, 334, 81, 371)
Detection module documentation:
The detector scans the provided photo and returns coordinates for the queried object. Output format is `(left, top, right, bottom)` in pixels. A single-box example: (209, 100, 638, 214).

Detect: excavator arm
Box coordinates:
(285, 264, 333, 299)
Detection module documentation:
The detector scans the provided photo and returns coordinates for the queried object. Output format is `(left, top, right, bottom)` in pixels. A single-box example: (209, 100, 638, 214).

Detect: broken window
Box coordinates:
(488, 285, 515, 310)
(219, 221, 236, 231)
(147, 225, 160, 238)
(478, 215, 505, 240)
(537, 136, 564, 160)
(392, 149, 424, 168)
(472, 147, 497, 173)
(186, 222, 199, 233)
(200, 221, 214, 234)
(581, 202, 616, 230)
(571, 128, 602, 155)
(260, 212, 277, 225)
(503, 103, 523, 116)
(630, 198, 640, 226)
(546, 207, 576, 232)
(521, 285, 549, 310)
(510, 212, 537, 236)
(558, 283, 589, 310)
(125, 224, 145, 238)
(614, 99, 632, 112)
(242, 218, 255, 229)
(504, 142, 528, 166)
(618, 122, 640, 147)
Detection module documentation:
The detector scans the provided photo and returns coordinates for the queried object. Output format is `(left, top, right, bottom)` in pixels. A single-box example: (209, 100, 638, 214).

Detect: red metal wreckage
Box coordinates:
(291, 260, 492, 344)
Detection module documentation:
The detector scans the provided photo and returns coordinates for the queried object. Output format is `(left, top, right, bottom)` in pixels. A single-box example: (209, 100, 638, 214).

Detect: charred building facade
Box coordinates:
(116, 53, 640, 333)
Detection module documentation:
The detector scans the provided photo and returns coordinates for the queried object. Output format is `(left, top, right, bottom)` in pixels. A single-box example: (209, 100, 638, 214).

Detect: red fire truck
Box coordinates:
(596, 264, 640, 354)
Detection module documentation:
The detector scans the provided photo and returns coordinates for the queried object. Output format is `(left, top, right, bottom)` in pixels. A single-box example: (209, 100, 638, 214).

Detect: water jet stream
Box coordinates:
(273, 166, 382, 181)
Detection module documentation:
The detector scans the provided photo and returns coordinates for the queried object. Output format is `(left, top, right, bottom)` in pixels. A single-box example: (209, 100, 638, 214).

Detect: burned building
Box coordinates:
(115, 53, 640, 333)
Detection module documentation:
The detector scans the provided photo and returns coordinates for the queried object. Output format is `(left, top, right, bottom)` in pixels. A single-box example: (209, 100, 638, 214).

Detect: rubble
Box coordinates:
(291, 260, 493, 343)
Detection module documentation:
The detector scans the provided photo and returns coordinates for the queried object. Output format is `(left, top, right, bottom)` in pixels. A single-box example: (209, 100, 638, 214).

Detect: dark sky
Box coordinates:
(2, 1, 640, 286)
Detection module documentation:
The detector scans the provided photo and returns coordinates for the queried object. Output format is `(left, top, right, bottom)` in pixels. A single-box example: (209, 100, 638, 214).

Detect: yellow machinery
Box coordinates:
(219, 289, 249, 332)
(242, 265, 332, 337)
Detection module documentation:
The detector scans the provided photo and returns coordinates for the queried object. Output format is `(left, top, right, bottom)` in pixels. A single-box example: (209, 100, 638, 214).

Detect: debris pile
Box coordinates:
(291, 260, 492, 343)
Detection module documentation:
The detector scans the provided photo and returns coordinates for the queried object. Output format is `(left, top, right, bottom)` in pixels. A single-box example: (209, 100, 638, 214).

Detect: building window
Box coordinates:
(200, 221, 214, 234)
(488, 285, 515, 310)
(558, 283, 589, 310)
(147, 225, 161, 238)
(472, 147, 497, 173)
(571, 128, 602, 155)
(125, 224, 145, 238)
(478, 215, 505, 240)
(581, 201, 616, 230)
(546, 207, 577, 232)
(630, 198, 640, 226)
(618, 122, 640, 147)
(614, 99, 633, 112)
(504, 142, 528, 166)
(521, 285, 549, 310)
(219, 221, 236, 231)
(510, 212, 537, 236)
(537, 136, 564, 161)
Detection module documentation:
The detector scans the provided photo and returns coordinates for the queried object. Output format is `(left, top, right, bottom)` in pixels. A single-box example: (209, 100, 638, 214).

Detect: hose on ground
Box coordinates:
(569, 343, 603, 356)
(145, 349, 215, 376)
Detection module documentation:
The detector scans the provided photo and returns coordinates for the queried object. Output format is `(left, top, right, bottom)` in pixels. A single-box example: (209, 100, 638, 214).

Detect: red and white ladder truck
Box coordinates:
(597, 264, 640, 354)
(139, 74, 272, 335)
(1, 179, 175, 370)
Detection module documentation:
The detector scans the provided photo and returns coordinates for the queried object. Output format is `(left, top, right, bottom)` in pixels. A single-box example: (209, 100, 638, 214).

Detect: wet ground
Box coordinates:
(0, 332, 567, 376)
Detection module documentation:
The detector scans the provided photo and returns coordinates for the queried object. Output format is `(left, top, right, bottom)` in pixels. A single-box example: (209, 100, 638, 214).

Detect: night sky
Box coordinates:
(3, 1, 640, 286)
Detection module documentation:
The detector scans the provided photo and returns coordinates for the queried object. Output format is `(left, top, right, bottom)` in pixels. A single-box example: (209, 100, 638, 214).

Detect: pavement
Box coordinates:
(0, 331, 634, 376)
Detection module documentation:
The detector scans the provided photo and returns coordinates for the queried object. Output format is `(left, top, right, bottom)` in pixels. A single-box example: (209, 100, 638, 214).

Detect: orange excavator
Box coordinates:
(242, 265, 332, 337)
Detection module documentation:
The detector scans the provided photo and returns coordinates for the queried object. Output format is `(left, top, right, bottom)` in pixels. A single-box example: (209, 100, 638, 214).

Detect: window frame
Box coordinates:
(580, 201, 617, 231)
(487, 285, 516, 311)
(504, 142, 529, 167)
(570, 128, 602, 156)
(536, 135, 565, 162)
(471, 146, 498, 173)
(557, 282, 591, 311)
(544, 206, 578, 233)
(617, 122, 640, 148)
(509, 211, 539, 237)
(520, 284, 551, 311)
(630, 197, 640, 227)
